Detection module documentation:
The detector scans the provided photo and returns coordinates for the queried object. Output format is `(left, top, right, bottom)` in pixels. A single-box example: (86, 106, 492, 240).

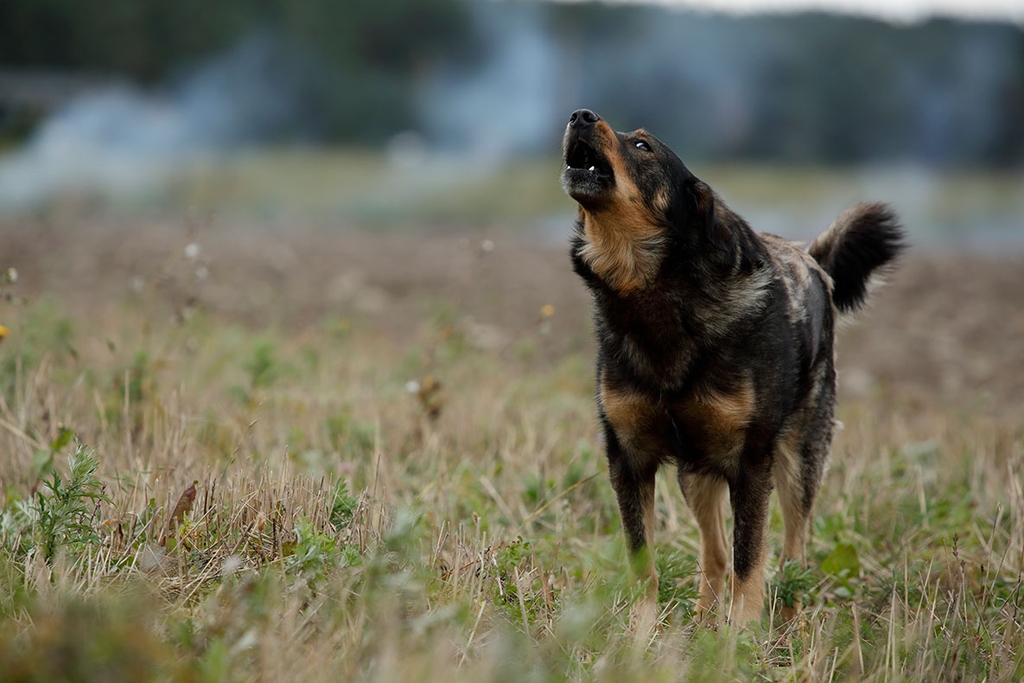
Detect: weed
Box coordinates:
(654, 546, 699, 620)
(330, 481, 359, 529)
(245, 340, 280, 392)
(284, 517, 360, 589)
(773, 560, 819, 610)
(5, 443, 110, 564)
(820, 541, 861, 599)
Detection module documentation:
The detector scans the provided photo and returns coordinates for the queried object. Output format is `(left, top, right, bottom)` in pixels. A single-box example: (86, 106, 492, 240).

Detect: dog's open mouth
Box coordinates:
(565, 139, 612, 177)
(562, 136, 614, 202)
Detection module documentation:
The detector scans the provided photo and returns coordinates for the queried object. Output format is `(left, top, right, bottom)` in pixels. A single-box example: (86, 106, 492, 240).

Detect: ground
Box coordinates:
(0, 211, 1022, 681)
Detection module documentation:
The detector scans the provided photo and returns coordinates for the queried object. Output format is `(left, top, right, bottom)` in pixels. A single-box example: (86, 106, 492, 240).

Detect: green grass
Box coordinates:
(0, 238, 1022, 682)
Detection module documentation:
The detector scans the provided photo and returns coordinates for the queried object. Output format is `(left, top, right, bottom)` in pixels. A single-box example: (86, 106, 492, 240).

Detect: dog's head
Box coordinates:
(561, 109, 725, 254)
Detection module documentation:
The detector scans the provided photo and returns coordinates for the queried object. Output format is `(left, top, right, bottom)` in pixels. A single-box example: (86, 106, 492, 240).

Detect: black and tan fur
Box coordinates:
(561, 109, 904, 626)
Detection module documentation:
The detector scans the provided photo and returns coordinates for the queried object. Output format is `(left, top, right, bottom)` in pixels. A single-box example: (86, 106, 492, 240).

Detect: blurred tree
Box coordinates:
(0, 0, 1021, 164)
(543, 5, 1024, 167)
(0, 0, 469, 78)
(272, 0, 473, 140)
(0, 0, 472, 142)
(0, 0, 252, 79)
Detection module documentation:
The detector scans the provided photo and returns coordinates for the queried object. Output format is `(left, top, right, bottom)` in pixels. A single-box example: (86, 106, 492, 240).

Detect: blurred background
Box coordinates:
(1, 0, 1023, 413)
(0, 0, 1022, 246)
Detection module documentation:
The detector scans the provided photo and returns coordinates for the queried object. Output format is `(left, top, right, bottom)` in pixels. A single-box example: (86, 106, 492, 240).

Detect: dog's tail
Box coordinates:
(808, 202, 905, 314)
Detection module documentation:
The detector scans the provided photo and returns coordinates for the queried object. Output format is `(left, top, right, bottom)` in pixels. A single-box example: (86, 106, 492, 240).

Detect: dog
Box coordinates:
(561, 109, 904, 627)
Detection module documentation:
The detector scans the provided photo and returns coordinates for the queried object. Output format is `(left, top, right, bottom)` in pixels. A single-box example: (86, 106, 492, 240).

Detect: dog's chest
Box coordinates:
(599, 378, 756, 467)
(595, 301, 700, 388)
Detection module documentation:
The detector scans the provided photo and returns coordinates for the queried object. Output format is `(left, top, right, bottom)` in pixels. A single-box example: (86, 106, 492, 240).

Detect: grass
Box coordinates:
(0, 228, 1022, 682)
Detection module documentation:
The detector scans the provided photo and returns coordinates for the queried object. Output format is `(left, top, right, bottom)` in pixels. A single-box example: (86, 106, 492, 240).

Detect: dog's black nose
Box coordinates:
(569, 109, 600, 128)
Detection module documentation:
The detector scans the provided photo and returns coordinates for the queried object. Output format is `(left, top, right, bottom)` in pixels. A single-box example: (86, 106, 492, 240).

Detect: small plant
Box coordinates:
(330, 481, 359, 529)
(12, 444, 110, 563)
(245, 340, 280, 392)
(820, 541, 861, 599)
(232, 339, 293, 404)
(105, 350, 155, 433)
(283, 518, 359, 589)
(485, 537, 550, 630)
(325, 410, 376, 459)
(654, 546, 700, 620)
(125, 349, 153, 405)
(22, 427, 75, 495)
(773, 559, 819, 611)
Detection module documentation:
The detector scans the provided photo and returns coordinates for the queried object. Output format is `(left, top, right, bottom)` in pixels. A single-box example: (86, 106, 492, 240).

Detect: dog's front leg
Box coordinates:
(728, 465, 772, 627)
(605, 428, 659, 630)
(679, 472, 729, 622)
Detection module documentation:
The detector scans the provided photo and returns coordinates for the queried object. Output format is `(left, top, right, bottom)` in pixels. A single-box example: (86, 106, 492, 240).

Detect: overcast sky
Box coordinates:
(566, 0, 1024, 24)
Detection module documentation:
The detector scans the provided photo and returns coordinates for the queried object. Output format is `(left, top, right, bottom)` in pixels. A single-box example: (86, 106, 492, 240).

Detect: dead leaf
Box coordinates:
(160, 479, 197, 548)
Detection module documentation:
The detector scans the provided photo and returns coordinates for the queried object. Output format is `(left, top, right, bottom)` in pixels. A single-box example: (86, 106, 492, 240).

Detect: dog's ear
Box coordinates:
(688, 180, 730, 251)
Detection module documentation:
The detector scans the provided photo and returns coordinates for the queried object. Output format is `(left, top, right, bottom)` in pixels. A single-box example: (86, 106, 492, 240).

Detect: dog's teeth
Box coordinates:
(566, 165, 571, 170)
(588, 166, 596, 172)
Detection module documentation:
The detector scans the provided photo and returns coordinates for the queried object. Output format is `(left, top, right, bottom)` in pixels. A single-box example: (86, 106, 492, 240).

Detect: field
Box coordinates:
(1, 196, 1022, 681)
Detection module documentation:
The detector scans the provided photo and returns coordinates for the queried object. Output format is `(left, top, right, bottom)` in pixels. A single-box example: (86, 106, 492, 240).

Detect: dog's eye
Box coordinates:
(635, 141, 651, 152)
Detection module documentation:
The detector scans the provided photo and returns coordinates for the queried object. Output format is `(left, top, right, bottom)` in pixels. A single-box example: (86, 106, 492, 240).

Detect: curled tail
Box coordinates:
(808, 202, 905, 314)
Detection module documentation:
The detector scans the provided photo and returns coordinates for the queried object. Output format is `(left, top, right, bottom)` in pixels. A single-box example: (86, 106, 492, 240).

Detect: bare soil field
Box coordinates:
(5, 216, 1023, 412)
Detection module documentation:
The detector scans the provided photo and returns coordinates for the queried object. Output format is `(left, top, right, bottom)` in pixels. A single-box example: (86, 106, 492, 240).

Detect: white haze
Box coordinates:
(574, 0, 1024, 24)
(0, 34, 314, 207)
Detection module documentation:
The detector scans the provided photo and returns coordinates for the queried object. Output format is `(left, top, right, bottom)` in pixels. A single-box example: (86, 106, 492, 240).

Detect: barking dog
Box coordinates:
(561, 109, 904, 627)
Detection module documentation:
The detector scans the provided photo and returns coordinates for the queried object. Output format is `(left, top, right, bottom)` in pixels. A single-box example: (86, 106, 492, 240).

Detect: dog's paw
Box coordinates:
(628, 597, 662, 641)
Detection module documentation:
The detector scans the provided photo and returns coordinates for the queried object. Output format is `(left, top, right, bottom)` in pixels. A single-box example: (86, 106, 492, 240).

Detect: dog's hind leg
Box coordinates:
(773, 432, 812, 622)
(774, 431, 813, 569)
(773, 415, 831, 620)
(679, 472, 729, 622)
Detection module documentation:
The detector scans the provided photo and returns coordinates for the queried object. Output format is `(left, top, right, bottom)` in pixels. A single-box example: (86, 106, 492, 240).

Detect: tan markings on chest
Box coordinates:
(688, 381, 755, 434)
(674, 378, 757, 461)
(600, 375, 757, 465)
(599, 379, 662, 452)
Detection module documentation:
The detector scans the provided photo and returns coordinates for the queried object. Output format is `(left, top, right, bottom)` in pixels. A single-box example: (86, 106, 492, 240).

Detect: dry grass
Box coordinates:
(0, 217, 1022, 682)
